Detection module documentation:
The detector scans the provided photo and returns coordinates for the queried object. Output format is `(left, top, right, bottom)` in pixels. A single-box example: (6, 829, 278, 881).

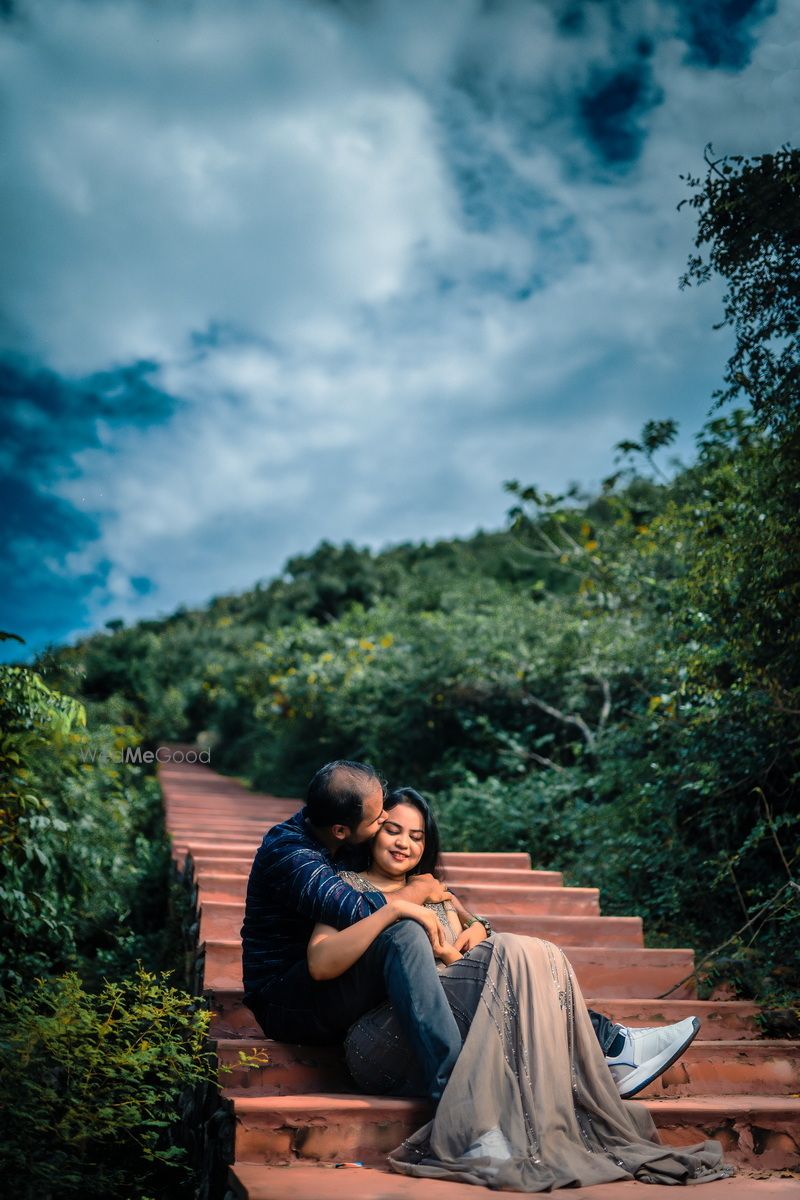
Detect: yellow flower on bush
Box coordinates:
(379, 634, 394, 648)
(359, 638, 374, 651)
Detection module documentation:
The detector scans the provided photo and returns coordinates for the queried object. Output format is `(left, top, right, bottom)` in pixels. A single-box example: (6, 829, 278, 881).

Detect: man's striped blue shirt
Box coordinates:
(241, 807, 387, 999)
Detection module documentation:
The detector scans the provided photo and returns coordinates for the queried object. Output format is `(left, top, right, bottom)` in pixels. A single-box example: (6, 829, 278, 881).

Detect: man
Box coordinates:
(241, 759, 699, 1105)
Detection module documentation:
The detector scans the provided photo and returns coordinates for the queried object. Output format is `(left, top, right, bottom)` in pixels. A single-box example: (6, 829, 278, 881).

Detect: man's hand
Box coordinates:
(396, 872, 453, 906)
(387, 896, 447, 955)
(454, 921, 489, 953)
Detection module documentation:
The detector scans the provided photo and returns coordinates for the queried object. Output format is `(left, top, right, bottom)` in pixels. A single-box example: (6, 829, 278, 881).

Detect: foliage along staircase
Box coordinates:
(160, 755, 800, 1199)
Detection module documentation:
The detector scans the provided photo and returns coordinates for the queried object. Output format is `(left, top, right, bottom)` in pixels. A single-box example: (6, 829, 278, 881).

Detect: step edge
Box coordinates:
(212, 1036, 800, 1051)
(228, 1091, 800, 1114)
(200, 937, 696, 955)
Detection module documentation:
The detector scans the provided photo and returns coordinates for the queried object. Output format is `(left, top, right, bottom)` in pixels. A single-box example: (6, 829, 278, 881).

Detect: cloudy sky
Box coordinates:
(2, 0, 796, 660)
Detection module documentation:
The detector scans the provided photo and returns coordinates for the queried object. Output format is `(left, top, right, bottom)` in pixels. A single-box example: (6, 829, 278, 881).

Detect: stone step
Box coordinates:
(215, 1036, 800, 1098)
(172, 839, 263, 862)
(180, 840, 534, 871)
(384, 879, 601, 915)
(440, 851, 532, 869)
(174, 840, 536, 866)
(168, 811, 297, 827)
(650, 1096, 800, 1170)
(641, 1040, 800, 1099)
(207, 990, 762, 1041)
(159, 763, 293, 800)
(165, 798, 286, 806)
(228, 1160, 800, 1200)
(231, 1093, 429, 1166)
(167, 809, 295, 821)
(179, 838, 534, 872)
(165, 797, 297, 811)
(176, 840, 537, 868)
(165, 790, 297, 804)
(170, 822, 291, 839)
(196, 880, 601, 918)
(173, 839, 261, 860)
(173, 829, 267, 840)
(197, 899, 644, 946)
(165, 794, 297, 809)
(199, 939, 696, 998)
(217, 1038, 348, 1094)
(186, 857, 256, 873)
(190, 860, 565, 887)
(227, 1091, 800, 1171)
(442, 865, 563, 886)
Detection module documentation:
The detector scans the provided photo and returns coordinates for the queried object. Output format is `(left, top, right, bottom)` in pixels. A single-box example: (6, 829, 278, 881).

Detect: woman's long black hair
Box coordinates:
(383, 786, 443, 879)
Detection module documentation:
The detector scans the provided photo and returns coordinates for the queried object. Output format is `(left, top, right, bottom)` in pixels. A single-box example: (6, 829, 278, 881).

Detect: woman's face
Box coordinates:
(371, 801, 425, 878)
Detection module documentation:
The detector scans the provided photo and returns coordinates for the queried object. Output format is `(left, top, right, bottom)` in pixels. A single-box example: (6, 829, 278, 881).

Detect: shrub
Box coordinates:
(0, 664, 173, 994)
(0, 662, 217, 1195)
(0, 967, 214, 1199)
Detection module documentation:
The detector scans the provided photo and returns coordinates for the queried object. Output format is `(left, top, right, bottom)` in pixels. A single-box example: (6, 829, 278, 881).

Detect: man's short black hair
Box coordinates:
(305, 759, 386, 830)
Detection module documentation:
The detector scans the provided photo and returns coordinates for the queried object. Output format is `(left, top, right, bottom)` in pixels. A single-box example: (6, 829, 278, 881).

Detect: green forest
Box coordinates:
(2, 146, 799, 1195)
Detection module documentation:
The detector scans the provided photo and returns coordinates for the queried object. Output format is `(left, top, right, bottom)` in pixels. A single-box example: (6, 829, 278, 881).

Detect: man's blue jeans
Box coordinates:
(245, 920, 461, 1104)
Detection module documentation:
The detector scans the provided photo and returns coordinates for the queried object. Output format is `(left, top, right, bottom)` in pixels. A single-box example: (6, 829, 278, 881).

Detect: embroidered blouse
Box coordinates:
(337, 869, 463, 961)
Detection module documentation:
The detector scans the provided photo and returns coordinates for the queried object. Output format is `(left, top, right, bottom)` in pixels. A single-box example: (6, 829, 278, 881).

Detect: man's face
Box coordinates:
(346, 781, 387, 844)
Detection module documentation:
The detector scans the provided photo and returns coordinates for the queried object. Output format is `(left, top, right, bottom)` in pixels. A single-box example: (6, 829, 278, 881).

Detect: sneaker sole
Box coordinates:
(618, 1017, 701, 1100)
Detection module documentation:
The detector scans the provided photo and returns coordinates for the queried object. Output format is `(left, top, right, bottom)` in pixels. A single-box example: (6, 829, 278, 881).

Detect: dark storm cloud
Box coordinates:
(579, 63, 663, 166)
(1, 357, 178, 471)
(1, 356, 177, 652)
(680, 0, 778, 69)
(555, 0, 775, 71)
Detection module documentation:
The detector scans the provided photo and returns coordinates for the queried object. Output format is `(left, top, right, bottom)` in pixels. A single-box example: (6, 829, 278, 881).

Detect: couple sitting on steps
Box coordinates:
(241, 759, 731, 1189)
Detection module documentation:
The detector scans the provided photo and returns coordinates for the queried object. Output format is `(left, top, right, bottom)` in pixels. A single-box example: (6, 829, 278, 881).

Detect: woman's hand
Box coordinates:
(387, 897, 447, 956)
(436, 942, 464, 967)
(453, 920, 489, 953)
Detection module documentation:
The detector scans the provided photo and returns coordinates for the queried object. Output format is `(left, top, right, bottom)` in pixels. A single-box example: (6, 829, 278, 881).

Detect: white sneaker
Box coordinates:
(607, 1016, 701, 1099)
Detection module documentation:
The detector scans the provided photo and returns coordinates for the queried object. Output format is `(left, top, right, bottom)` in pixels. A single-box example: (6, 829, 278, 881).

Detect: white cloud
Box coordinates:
(2, 0, 460, 370)
(2, 0, 796, 636)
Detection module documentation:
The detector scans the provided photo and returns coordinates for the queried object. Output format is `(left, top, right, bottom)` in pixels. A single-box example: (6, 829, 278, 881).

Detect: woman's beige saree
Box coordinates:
(388, 933, 731, 1190)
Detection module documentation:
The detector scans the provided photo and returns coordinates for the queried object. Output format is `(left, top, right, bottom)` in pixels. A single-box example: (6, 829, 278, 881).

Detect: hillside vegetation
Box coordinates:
(36, 147, 800, 1019)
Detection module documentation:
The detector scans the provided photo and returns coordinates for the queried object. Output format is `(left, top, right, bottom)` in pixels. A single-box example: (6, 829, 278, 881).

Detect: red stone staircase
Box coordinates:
(160, 757, 800, 1199)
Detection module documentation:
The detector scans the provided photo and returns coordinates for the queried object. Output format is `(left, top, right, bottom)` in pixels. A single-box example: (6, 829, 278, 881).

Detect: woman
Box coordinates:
(307, 788, 731, 1190)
